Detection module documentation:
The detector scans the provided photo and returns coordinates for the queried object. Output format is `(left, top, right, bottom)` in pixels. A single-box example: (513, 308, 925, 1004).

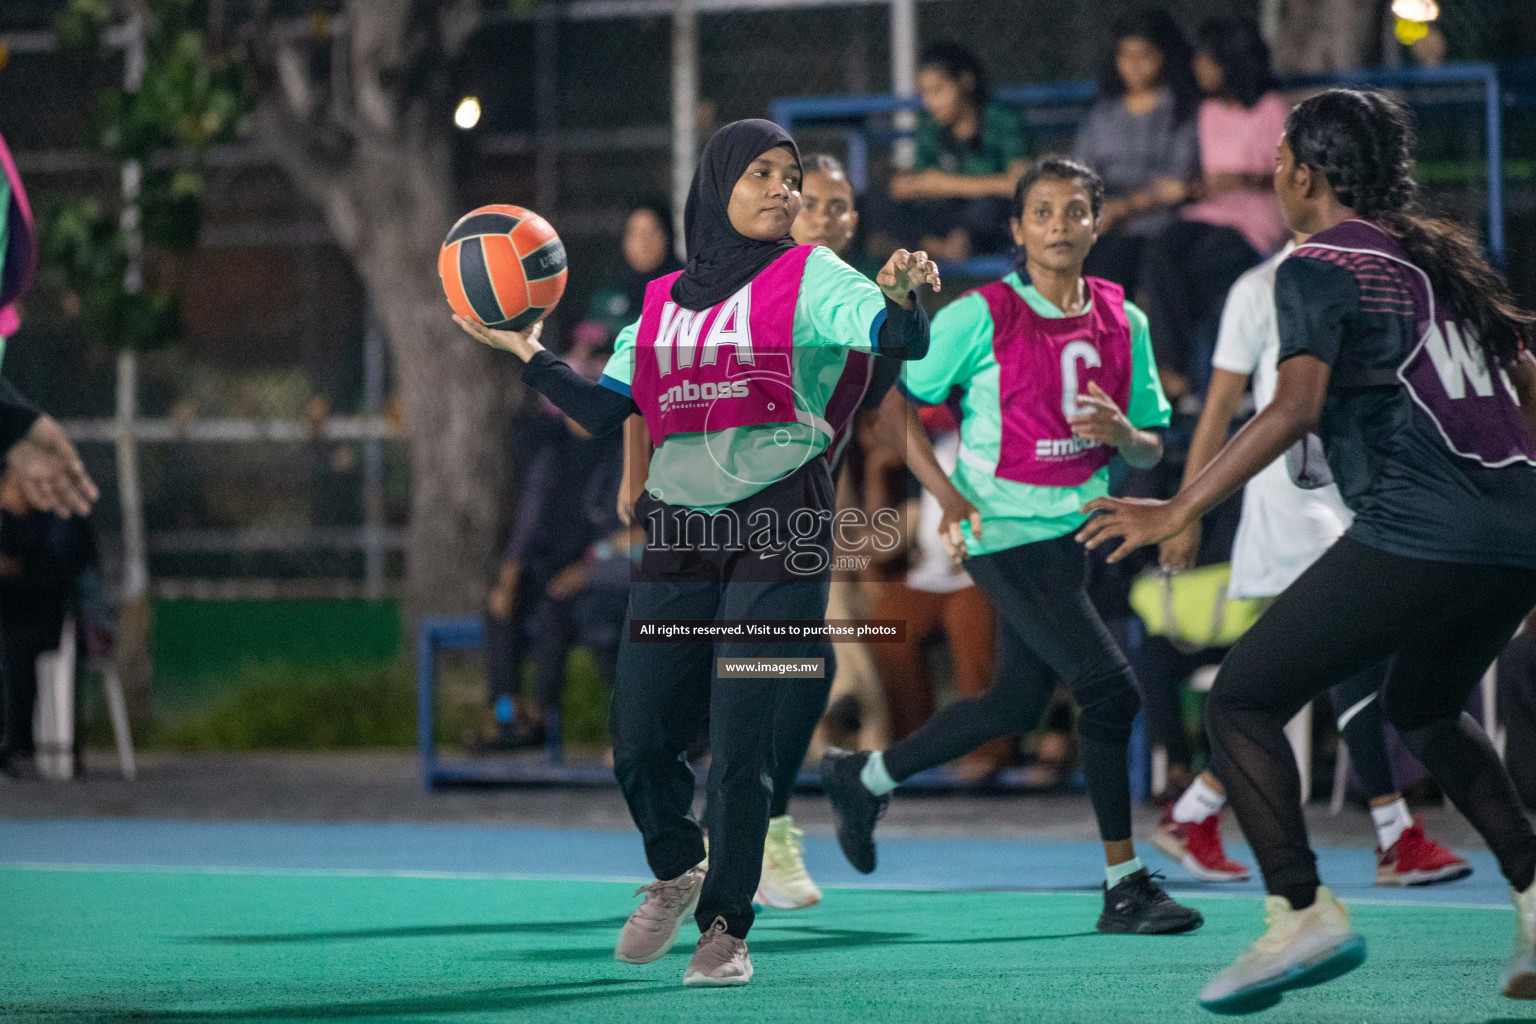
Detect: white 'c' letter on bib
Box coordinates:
(1060, 340, 1102, 420)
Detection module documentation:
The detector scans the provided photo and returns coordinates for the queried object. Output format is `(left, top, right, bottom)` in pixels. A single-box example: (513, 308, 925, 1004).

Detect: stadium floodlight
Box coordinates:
(1391, 0, 1439, 21)
(454, 96, 482, 130)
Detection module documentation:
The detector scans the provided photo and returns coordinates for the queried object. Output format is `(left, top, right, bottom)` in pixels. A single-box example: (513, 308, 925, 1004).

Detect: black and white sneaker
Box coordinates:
(1098, 868, 1204, 935)
(820, 748, 888, 874)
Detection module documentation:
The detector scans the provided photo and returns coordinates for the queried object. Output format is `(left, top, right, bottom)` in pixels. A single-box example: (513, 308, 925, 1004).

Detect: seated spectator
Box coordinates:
(880, 42, 1029, 262)
(470, 393, 626, 753)
(1073, 9, 1200, 294)
(1142, 18, 1289, 400)
(0, 472, 99, 776)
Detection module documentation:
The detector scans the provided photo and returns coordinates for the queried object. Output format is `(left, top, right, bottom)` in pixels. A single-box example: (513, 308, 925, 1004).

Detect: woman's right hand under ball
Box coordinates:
(453, 316, 546, 362)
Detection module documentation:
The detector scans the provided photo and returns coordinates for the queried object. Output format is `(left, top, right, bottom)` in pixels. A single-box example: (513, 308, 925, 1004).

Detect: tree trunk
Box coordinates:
(348, 146, 522, 620)
(252, 0, 523, 620)
(1269, 0, 1383, 74)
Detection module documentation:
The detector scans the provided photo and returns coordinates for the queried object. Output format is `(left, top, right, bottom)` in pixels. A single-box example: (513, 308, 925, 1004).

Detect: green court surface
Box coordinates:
(5, 865, 1528, 1024)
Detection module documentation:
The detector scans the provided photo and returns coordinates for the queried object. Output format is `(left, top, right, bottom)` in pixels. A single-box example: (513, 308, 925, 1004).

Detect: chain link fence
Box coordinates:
(0, 0, 1529, 604)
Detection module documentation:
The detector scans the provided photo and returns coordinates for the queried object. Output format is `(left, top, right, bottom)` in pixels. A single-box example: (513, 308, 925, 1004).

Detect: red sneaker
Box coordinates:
(1376, 817, 1472, 887)
(1151, 807, 1250, 882)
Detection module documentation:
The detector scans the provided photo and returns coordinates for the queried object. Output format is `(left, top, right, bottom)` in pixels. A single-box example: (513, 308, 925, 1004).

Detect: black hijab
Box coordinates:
(671, 119, 801, 312)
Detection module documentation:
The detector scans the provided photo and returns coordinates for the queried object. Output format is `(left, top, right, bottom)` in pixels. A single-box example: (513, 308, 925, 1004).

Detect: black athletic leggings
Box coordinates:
(884, 533, 1143, 843)
(1207, 535, 1536, 907)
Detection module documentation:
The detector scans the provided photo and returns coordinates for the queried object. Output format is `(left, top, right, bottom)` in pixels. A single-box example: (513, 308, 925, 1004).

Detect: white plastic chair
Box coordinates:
(33, 618, 135, 781)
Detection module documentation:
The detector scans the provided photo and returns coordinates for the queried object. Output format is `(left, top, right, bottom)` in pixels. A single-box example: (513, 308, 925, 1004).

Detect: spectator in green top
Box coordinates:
(879, 42, 1029, 262)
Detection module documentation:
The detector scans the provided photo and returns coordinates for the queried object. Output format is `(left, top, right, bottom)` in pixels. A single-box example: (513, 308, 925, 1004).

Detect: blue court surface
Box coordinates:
(0, 816, 1511, 905)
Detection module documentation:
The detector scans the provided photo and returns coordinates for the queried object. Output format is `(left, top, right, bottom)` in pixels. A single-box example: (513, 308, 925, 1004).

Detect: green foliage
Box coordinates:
(94, 659, 460, 751)
(77, 652, 611, 752)
(53, 0, 112, 51)
(39, 196, 182, 351)
(41, 0, 253, 351)
(556, 648, 611, 746)
(149, 660, 422, 750)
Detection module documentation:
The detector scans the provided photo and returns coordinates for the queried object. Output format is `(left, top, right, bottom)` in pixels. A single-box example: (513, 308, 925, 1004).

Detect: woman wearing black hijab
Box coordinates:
(457, 118, 938, 987)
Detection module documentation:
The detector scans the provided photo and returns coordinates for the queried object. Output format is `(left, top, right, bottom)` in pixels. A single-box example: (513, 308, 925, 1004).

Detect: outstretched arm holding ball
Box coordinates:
(454, 313, 636, 438)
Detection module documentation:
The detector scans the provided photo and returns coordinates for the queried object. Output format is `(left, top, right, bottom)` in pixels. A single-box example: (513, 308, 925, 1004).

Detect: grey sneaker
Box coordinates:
(614, 863, 705, 965)
(682, 916, 753, 987)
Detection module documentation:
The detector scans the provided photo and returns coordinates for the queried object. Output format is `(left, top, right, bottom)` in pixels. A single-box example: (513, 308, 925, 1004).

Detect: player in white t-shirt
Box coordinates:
(1152, 238, 1471, 887)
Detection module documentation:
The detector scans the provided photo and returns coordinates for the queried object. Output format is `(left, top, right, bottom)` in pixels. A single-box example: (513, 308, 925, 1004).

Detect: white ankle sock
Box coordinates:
(1371, 798, 1413, 851)
(1172, 776, 1226, 824)
(859, 751, 898, 797)
(1106, 857, 1143, 888)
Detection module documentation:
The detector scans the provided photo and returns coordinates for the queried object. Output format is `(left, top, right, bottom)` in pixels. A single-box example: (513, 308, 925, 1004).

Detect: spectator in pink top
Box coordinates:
(1143, 19, 1288, 400)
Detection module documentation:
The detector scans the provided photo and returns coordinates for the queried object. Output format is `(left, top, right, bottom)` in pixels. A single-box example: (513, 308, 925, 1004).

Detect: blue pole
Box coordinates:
(847, 132, 869, 193)
(769, 98, 794, 132)
(1485, 66, 1506, 268)
(416, 619, 438, 791)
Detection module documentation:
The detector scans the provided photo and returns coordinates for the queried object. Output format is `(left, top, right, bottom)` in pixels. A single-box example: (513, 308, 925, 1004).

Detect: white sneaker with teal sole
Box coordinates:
(756, 815, 822, 909)
(1504, 880, 1536, 999)
(1199, 887, 1366, 1015)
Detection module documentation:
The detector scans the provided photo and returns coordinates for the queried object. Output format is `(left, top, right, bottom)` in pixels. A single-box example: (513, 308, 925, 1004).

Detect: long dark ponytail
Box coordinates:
(1286, 88, 1534, 370)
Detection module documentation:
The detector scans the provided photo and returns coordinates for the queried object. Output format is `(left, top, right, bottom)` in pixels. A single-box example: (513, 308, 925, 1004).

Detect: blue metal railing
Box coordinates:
(417, 615, 610, 789)
(772, 61, 1506, 273)
(417, 614, 1096, 793)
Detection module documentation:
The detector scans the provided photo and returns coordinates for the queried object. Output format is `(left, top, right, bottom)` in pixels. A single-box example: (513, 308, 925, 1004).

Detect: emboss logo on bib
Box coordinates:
(659, 378, 753, 412)
(1036, 437, 1099, 459)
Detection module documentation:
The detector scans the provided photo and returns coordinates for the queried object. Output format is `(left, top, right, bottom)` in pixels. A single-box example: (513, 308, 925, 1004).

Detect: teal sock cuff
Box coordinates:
(860, 751, 898, 797)
(1106, 856, 1143, 888)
